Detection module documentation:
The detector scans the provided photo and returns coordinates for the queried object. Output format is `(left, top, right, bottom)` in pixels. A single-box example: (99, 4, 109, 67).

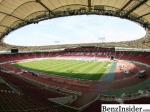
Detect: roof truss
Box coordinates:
(124, 0, 148, 17)
(0, 11, 26, 22)
(35, 0, 55, 15)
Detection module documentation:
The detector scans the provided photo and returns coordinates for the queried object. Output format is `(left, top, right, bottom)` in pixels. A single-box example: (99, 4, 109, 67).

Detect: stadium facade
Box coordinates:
(0, 0, 150, 112)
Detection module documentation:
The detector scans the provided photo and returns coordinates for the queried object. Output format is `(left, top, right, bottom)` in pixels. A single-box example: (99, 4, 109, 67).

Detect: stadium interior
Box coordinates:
(0, 0, 150, 112)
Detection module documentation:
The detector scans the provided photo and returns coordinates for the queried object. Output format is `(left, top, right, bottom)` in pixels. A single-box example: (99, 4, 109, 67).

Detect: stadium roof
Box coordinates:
(0, 0, 150, 49)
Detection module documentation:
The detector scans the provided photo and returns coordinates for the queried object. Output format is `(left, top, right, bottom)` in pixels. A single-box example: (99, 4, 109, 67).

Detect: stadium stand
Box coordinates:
(0, 46, 149, 112)
(0, 71, 77, 112)
(0, 0, 150, 111)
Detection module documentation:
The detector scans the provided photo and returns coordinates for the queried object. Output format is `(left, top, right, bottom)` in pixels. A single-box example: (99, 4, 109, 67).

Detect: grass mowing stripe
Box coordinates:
(36, 60, 70, 68)
(67, 62, 89, 73)
(79, 62, 98, 73)
(21, 60, 67, 67)
(81, 62, 104, 80)
(72, 62, 98, 79)
(40, 60, 75, 71)
(61, 62, 90, 77)
(17, 61, 62, 71)
(15, 59, 113, 80)
(86, 62, 108, 74)
(39, 60, 70, 70)
(51, 61, 83, 72)
(100, 62, 116, 82)
(16, 60, 71, 72)
(18, 60, 82, 74)
(56, 61, 90, 75)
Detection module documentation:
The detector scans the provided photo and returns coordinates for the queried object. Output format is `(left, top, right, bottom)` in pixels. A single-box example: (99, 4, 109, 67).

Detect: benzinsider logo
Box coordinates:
(101, 104, 150, 112)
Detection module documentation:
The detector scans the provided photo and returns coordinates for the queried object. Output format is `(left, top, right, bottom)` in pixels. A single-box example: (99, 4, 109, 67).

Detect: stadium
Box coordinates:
(0, 0, 150, 112)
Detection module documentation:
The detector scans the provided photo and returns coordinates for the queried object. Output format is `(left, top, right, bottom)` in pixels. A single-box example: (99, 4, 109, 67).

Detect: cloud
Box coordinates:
(4, 15, 146, 46)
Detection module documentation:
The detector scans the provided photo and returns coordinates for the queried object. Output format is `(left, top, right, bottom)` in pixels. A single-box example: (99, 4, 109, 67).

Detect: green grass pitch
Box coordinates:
(14, 59, 113, 80)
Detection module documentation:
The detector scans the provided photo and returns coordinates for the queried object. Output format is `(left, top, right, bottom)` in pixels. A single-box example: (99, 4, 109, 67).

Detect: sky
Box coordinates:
(3, 15, 146, 46)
